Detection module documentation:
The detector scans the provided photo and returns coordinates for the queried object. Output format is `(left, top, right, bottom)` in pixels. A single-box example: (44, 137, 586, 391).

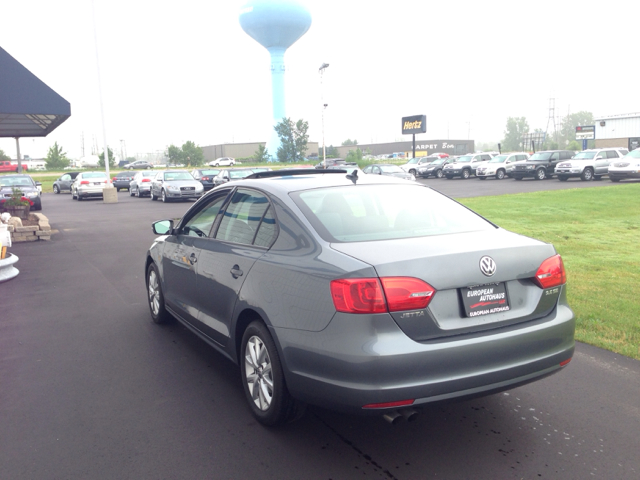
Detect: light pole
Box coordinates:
(319, 63, 329, 168)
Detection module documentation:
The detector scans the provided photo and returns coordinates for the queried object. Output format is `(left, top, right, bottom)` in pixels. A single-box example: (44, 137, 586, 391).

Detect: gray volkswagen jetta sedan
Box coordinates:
(146, 170, 574, 426)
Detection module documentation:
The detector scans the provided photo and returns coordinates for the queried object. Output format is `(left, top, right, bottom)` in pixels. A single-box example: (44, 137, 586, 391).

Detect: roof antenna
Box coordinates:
(346, 169, 358, 184)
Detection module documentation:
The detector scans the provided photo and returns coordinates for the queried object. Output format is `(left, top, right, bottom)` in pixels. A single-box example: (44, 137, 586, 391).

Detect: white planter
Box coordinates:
(0, 252, 19, 283)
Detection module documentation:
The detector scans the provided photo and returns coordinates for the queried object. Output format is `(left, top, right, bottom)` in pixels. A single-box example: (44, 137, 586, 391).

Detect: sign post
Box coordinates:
(575, 125, 595, 151)
(402, 115, 427, 158)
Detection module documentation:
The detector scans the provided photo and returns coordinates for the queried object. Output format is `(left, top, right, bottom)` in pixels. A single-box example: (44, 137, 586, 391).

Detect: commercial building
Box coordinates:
(594, 113, 640, 151)
(200, 139, 474, 162)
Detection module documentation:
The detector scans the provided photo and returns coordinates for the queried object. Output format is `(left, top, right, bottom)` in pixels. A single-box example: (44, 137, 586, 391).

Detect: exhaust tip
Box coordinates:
(400, 408, 419, 422)
(382, 410, 404, 425)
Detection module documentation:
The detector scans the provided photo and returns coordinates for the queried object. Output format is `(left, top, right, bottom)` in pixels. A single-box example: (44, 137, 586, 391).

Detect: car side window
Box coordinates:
(560, 151, 571, 160)
(550, 153, 559, 160)
(253, 206, 277, 248)
(215, 189, 272, 246)
(182, 191, 230, 237)
(606, 151, 619, 159)
(61, 174, 70, 181)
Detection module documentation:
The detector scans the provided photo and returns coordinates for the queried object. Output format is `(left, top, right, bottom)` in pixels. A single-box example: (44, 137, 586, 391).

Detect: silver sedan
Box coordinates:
(149, 170, 204, 202)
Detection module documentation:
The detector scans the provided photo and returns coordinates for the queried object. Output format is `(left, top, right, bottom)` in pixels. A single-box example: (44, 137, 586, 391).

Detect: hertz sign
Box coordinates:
(402, 115, 427, 135)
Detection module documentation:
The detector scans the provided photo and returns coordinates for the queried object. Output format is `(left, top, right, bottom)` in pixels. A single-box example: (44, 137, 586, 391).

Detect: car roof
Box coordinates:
(231, 170, 414, 197)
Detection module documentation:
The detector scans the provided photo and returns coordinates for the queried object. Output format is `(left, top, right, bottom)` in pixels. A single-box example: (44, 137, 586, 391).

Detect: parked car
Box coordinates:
(70, 172, 108, 201)
(207, 157, 235, 167)
(112, 171, 138, 191)
(416, 157, 453, 178)
(52, 172, 80, 194)
(191, 168, 221, 190)
(123, 160, 154, 170)
(554, 148, 627, 181)
(362, 164, 415, 180)
(608, 148, 640, 182)
(512, 150, 574, 180)
(150, 170, 204, 202)
(476, 153, 530, 180)
(443, 153, 493, 179)
(0, 174, 42, 210)
(315, 158, 345, 169)
(400, 154, 447, 176)
(145, 170, 575, 426)
(129, 170, 157, 197)
(212, 168, 256, 187)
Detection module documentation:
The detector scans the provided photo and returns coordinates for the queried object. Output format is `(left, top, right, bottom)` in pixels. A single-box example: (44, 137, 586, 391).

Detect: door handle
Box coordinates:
(230, 265, 243, 278)
(189, 253, 198, 264)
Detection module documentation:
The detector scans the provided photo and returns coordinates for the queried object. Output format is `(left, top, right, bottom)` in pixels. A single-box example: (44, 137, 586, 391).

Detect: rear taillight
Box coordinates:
(533, 254, 566, 289)
(330, 277, 436, 314)
(202, 176, 210, 180)
(330, 278, 386, 314)
(80, 180, 90, 185)
(142, 178, 151, 182)
(363, 399, 414, 409)
(380, 277, 435, 311)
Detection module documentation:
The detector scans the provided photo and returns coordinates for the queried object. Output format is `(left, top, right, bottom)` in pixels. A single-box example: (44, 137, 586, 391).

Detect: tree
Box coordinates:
(345, 148, 363, 163)
(325, 145, 338, 158)
(253, 144, 270, 163)
(0, 149, 10, 161)
(342, 139, 358, 146)
(181, 141, 204, 167)
(274, 117, 309, 163)
(44, 142, 70, 170)
(166, 145, 183, 165)
(98, 147, 116, 168)
(502, 117, 530, 151)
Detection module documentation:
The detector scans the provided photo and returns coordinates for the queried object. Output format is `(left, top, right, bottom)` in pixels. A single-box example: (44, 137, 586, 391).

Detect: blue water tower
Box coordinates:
(239, 0, 312, 161)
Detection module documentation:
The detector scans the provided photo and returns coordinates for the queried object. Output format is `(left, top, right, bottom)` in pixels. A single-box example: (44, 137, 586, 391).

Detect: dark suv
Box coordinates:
(512, 150, 574, 180)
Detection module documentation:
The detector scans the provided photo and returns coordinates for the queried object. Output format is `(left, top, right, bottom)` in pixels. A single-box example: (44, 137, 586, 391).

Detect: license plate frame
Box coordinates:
(461, 282, 510, 317)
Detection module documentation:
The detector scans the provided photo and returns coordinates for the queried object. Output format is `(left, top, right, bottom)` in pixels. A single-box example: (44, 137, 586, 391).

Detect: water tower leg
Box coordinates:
(267, 47, 286, 161)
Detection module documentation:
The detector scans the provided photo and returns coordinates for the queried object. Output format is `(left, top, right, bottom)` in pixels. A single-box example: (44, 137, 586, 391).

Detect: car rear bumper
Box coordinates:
(275, 299, 575, 414)
(77, 186, 106, 197)
(609, 171, 640, 179)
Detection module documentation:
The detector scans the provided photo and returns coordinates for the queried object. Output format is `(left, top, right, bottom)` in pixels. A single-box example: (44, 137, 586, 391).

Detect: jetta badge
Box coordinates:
(480, 256, 496, 277)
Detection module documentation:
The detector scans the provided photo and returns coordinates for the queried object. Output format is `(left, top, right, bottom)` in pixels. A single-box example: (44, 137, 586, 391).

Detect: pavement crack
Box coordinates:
(313, 412, 399, 479)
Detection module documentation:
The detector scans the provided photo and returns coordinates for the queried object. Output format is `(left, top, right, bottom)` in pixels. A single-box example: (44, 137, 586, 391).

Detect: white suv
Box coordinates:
(554, 148, 628, 181)
(208, 157, 235, 167)
(476, 152, 530, 180)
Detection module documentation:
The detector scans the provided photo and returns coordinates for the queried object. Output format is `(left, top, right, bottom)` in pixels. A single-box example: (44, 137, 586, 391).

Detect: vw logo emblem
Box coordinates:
(480, 256, 496, 277)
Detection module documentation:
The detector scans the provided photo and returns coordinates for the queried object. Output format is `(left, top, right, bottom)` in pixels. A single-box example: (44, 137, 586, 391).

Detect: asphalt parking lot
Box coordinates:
(2, 181, 639, 479)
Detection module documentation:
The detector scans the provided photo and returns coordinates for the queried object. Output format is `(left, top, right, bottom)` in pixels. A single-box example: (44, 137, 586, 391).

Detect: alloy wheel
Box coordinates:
(244, 335, 273, 411)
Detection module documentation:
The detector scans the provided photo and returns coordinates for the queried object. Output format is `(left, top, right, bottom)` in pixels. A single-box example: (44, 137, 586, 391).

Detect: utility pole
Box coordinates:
(319, 63, 329, 167)
(546, 98, 557, 144)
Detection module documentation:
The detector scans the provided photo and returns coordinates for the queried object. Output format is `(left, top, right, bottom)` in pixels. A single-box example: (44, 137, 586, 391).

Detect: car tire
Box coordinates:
(581, 168, 594, 181)
(71, 188, 76, 200)
(445, 175, 453, 179)
(594, 175, 603, 181)
(610, 177, 620, 182)
(53, 185, 60, 194)
(161, 190, 169, 203)
(479, 176, 486, 180)
(146, 166, 151, 170)
(130, 188, 135, 197)
(33, 200, 42, 211)
(558, 175, 568, 182)
(496, 169, 505, 180)
(535, 169, 546, 180)
(146, 263, 172, 324)
(241, 321, 304, 426)
(436, 169, 443, 178)
(77, 193, 82, 201)
(151, 190, 157, 201)
(116, 187, 120, 192)
(462, 169, 470, 179)
(409, 169, 416, 176)
(514, 176, 523, 181)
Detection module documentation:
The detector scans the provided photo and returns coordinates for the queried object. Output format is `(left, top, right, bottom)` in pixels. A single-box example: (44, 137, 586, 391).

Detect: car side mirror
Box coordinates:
(152, 219, 174, 235)
(36, 182, 42, 186)
(595, 156, 603, 160)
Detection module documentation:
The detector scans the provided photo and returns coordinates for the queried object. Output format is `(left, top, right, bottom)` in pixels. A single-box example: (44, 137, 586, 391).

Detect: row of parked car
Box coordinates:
(399, 148, 638, 182)
(52, 166, 274, 202)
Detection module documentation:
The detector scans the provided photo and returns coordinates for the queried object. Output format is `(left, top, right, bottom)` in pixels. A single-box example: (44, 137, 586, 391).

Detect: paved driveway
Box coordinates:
(1, 189, 639, 479)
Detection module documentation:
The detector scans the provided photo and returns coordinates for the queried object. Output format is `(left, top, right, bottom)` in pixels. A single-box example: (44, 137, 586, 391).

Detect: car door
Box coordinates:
(547, 152, 560, 173)
(597, 150, 619, 175)
(58, 174, 73, 191)
(151, 172, 163, 196)
(161, 189, 232, 331)
(193, 188, 277, 346)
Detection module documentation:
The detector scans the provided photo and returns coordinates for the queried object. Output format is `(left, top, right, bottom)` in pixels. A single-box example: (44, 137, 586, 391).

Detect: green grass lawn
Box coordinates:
(459, 183, 640, 360)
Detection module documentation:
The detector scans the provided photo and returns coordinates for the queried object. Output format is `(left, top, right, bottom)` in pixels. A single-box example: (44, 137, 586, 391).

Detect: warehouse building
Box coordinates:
(594, 113, 640, 151)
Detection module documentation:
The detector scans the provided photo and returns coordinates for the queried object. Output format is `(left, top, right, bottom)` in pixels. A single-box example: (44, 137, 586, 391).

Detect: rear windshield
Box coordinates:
(229, 170, 254, 179)
(84, 172, 107, 179)
(200, 169, 220, 175)
(293, 184, 494, 243)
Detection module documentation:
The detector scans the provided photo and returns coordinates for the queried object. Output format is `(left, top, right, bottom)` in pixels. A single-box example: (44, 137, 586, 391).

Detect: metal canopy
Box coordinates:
(0, 46, 71, 138)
